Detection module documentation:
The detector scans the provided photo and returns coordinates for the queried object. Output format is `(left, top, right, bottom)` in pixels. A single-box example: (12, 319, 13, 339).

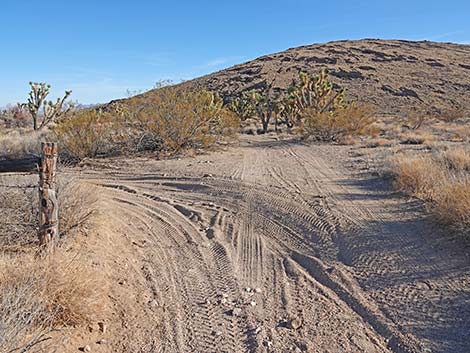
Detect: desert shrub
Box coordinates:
(53, 109, 115, 160)
(391, 155, 442, 201)
(390, 148, 470, 233)
(55, 88, 239, 160)
(434, 182, 470, 232)
(449, 125, 470, 142)
(0, 104, 31, 129)
(0, 253, 104, 352)
(441, 148, 470, 172)
(299, 103, 376, 141)
(58, 176, 98, 240)
(0, 129, 48, 159)
(129, 87, 239, 153)
(0, 172, 102, 352)
(399, 131, 436, 145)
(404, 107, 434, 130)
(437, 106, 466, 123)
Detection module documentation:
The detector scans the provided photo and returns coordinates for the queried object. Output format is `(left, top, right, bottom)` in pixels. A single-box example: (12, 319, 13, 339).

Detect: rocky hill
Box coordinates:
(140, 39, 469, 116)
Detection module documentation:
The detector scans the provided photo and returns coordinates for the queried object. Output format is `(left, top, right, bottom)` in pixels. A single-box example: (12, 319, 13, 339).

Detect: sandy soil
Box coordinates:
(77, 135, 470, 353)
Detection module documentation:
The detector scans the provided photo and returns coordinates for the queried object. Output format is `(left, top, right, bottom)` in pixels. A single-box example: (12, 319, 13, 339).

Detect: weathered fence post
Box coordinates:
(38, 142, 58, 250)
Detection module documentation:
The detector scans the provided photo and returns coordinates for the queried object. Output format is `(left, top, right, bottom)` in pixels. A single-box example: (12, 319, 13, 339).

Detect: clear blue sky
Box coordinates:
(1, 0, 468, 106)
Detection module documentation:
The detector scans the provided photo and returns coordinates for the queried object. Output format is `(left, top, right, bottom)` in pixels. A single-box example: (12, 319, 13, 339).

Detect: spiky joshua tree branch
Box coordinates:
(24, 82, 73, 130)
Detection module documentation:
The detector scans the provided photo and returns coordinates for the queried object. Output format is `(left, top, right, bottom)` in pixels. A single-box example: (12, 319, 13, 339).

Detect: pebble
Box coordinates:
(254, 288, 262, 294)
(98, 322, 107, 334)
(232, 307, 242, 316)
(249, 301, 257, 307)
(97, 339, 107, 345)
(212, 330, 222, 337)
(149, 299, 159, 308)
(205, 298, 211, 305)
(288, 318, 302, 330)
(80, 346, 91, 352)
(245, 287, 252, 292)
(263, 340, 273, 348)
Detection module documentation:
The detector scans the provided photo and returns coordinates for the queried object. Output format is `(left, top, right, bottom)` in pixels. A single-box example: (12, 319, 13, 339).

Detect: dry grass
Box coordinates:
(58, 177, 98, 240)
(399, 131, 435, 145)
(391, 155, 443, 200)
(0, 173, 102, 352)
(390, 147, 470, 234)
(442, 148, 470, 172)
(363, 138, 393, 148)
(0, 252, 105, 353)
(449, 125, 470, 142)
(434, 182, 470, 230)
(437, 106, 466, 123)
(0, 129, 48, 159)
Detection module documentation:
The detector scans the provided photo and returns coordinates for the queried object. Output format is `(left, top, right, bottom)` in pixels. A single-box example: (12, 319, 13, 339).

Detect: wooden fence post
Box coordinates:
(38, 142, 58, 250)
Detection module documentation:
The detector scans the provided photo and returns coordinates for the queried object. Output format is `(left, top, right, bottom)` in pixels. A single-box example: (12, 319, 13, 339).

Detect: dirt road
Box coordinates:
(83, 136, 470, 353)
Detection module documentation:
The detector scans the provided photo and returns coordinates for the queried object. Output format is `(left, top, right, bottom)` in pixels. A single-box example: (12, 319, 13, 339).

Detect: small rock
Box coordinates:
(98, 322, 107, 334)
(263, 340, 273, 348)
(203, 173, 213, 178)
(244, 287, 252, 292)
(212, 330, 222, 337)
(249, 301, 256, 307)
(287, 318, 302, 330)
(80, 346, 91, 352)
(97, 339, 107, 345)
(232, 307, 242, 317)
(149, 299, 159, 308)
(205, 298, 211, 305)
(254, 288, 262, 294)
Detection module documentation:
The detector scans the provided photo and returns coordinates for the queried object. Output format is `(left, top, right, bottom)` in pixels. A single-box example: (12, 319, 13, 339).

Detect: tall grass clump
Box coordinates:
(390, 147, 470, 235)
(0, 254, 104, 353)
(0, 174, 101, 352)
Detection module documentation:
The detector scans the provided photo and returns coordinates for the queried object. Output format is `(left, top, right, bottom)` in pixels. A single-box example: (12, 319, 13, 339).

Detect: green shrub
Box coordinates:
(299, 103, 376, 141)
(53, 109, 114, 160)
(54, 88, 239, 160)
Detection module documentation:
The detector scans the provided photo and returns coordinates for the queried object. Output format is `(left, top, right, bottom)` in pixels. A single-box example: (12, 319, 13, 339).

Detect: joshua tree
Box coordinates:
(290, 69, 345, 116)
(24, 82, 73, 130)
(228, 91, 256, 121)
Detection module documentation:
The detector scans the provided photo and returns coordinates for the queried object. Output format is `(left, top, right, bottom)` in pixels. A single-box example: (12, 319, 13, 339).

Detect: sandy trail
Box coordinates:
(83, 136, 470, 353)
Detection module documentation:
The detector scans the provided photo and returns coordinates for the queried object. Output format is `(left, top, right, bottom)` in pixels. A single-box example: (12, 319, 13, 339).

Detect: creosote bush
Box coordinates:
(54, 87, 239, 161)
(133, 87, 239, 152)
(299, 103, 376, 141)
(53, 109, 115, 160)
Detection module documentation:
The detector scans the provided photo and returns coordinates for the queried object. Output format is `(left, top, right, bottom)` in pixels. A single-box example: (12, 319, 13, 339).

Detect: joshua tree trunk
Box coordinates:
(32, 112, 38, 130)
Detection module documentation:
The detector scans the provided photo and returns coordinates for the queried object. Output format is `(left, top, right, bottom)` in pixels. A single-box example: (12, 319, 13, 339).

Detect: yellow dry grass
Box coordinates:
(391, 147, 470, 234)
(0, 252, 105, 352)
(0, 175, 102, 352)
